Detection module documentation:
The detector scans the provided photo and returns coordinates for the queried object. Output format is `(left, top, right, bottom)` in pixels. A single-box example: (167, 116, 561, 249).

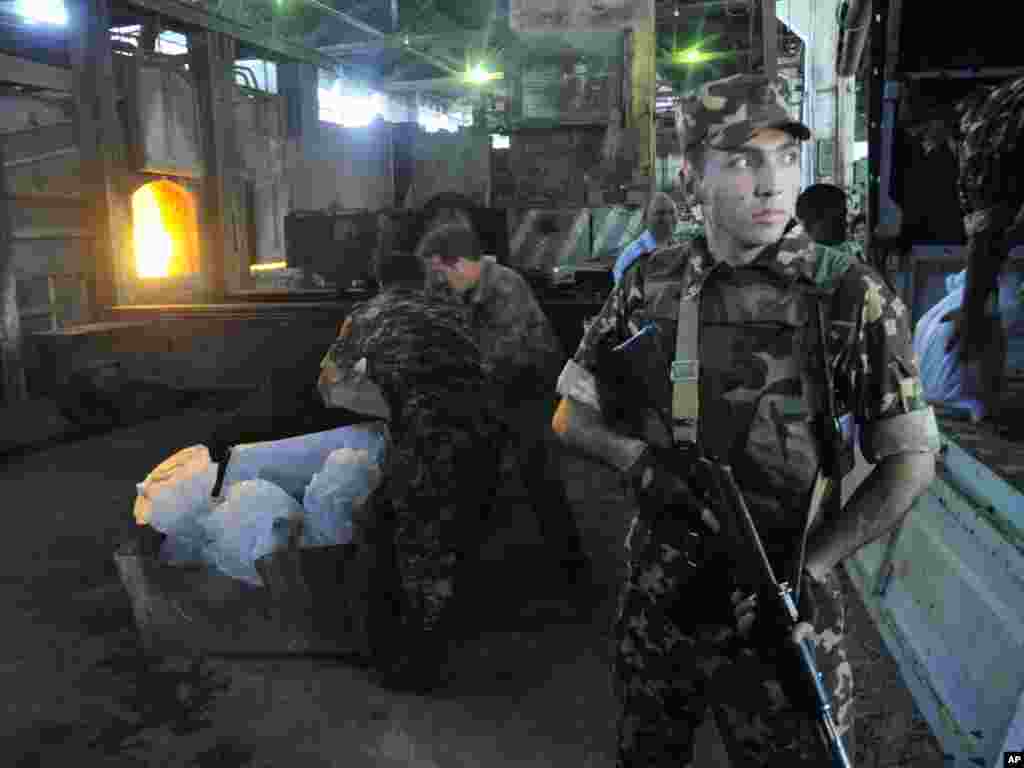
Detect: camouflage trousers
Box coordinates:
(359, 426, 500, 683)
(614, 509, 856, 767)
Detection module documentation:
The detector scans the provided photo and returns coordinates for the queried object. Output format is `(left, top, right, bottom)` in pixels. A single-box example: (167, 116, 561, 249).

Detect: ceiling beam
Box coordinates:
(303, 0, 460, 75)
(656, 0, 752, 16)
(122, 0, 339, 68)
(319, 31, 480, 56)
(380, 75, 505, 94)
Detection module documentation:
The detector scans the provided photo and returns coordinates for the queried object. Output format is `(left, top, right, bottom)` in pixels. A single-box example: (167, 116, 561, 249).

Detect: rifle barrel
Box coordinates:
(714, 463, 854, 768)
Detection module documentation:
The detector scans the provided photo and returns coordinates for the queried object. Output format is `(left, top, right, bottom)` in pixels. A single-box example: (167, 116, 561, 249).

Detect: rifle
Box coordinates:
(703, 460, 854, 768)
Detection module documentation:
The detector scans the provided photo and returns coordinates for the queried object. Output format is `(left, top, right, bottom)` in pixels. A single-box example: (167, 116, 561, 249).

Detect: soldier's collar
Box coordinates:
(745, 234, 819, 282)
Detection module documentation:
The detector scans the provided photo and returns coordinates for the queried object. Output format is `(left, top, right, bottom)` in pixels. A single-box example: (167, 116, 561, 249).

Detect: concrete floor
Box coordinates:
(3, 406, 946, 767)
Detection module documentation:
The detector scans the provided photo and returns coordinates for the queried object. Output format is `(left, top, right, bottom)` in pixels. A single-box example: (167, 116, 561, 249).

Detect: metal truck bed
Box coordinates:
(114, 534, 371, 659)
(845, 400, 1024, 768)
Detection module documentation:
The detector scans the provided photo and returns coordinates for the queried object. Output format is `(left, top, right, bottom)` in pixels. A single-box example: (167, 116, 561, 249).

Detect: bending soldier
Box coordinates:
(422, 219, 592, 586)
(551, 74, 940, 766)
(318, 243, 500, 692)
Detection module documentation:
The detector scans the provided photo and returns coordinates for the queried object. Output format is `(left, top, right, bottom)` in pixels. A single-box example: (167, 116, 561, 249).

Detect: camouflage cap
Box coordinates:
(676, 73, 811, 150)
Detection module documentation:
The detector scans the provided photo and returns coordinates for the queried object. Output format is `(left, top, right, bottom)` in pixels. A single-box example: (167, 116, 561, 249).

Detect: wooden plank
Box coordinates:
(3, 150, 83, 199)
(0, 52, 73, 91)
(5, 198, 91, 240)
(1, 125, 82, 198)
(68, 0, 132, 311)
(0, 124, 75, 163)
(0, 137, 27, 404)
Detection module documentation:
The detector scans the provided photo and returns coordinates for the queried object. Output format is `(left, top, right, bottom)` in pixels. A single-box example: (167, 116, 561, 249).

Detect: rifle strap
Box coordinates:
(671, 264, 701, 445)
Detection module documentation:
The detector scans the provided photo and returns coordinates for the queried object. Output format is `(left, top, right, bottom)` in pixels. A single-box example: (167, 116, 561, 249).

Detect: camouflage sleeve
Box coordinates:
(318, 316, 357, 392)
(834, 266, 941, 463)
(510, 272, 566, 387)
(555, 268, 634, 411)
(473, 269, 563, 401)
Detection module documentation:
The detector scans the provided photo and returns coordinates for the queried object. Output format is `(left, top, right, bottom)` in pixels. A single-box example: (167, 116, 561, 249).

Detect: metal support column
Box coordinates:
(866, 0, 888, 276)
(188, 29, 240, 299)
(68, 0, 131, 310)
(629, 0, 657, 202)
(0, 140, 27, 404)
(762, 0, 777, 77)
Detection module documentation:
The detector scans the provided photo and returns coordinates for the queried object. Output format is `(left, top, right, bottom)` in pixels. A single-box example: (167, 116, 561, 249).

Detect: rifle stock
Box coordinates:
(704, 459, 854, 768)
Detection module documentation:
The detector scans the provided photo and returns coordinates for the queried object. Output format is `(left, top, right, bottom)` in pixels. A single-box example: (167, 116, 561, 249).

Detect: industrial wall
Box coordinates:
(401, 126, 491, 209)
(290, 120, 394, 214)
(0, 91, 92, 343)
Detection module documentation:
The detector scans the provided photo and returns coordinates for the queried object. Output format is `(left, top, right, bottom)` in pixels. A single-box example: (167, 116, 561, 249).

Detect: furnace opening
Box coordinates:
(131, 180, 200, 279)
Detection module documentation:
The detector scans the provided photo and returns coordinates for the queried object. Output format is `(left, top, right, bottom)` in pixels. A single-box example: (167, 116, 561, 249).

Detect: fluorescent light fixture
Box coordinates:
(250, 261, 288, 272)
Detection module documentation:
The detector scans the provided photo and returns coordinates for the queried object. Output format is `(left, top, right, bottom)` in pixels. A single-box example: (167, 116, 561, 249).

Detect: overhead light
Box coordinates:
(673, 47, 712, 65)
(464, 63, 501, 84)
(674, 7, 680, 16)
(403, 36, 410, 45)
(14, 0, 67, 25)
(250, 261, 288, 272)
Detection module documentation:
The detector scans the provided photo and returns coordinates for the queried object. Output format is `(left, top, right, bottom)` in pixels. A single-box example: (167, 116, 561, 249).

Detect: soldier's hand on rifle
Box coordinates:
(731, 589, 759, 638)
(729, 571, 820, 649)
(627, 445, 721, 532)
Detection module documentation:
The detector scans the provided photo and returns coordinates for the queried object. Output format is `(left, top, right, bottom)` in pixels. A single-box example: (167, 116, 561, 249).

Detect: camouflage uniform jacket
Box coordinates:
(435, 257, 565, 408)
(319, 286, 501, 639)
(557, 233, 940, 556)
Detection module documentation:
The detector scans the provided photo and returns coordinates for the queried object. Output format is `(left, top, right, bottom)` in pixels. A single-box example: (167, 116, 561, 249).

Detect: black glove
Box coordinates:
(747, 568, 822, 651)
(627, 444, 704, 514)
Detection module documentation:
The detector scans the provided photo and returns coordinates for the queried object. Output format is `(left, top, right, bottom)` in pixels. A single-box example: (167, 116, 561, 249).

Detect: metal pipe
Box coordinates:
(837, 0, 872, 77)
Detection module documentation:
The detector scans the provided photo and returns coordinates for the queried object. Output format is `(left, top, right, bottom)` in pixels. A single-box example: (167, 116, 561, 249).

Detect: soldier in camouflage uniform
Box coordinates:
(318, 244, 501, 690)
(420, 220, 591, 584)
(552, 74, 941, 765)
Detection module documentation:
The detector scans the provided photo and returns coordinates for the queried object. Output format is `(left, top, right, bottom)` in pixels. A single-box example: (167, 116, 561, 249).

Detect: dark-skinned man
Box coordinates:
(551, 73, 940, 766)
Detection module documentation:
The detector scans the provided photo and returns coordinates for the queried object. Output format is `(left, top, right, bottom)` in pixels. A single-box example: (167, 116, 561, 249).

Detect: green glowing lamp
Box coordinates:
(673, 47, 713, 65)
